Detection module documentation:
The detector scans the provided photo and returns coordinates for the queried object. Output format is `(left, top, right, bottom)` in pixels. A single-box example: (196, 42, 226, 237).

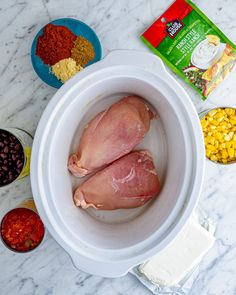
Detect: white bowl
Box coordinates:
(31, 50, 205, 277)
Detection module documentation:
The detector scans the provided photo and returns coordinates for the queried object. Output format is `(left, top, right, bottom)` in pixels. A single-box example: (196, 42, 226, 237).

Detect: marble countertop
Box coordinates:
(1, 0, 236, 294)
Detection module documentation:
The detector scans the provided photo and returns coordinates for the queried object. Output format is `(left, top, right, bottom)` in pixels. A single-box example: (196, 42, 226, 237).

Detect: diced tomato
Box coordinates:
(0, 208, 44, 252)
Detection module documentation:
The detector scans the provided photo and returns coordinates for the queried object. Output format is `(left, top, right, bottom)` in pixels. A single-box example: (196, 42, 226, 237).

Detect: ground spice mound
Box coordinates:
(36, 24, 76, 65)
(52, 58, 83, 83)
(71, 36, 95, 67)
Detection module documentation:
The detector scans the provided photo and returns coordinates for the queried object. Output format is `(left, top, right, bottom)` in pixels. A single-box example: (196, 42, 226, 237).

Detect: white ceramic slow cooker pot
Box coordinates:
(31, 50, 205, 278)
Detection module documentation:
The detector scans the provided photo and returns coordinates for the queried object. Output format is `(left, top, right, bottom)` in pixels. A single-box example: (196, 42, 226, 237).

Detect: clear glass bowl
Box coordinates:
(199, 107, 236, 165)
(0, 127, 33, 187)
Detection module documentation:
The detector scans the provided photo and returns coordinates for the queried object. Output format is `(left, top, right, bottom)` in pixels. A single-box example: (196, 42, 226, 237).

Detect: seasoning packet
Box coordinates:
(141, 0, 236, 99)
(130, 210, 215, 295)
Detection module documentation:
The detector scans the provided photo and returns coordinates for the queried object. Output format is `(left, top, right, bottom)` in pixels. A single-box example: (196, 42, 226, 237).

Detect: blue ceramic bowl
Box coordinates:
(31, 18, 102, 88)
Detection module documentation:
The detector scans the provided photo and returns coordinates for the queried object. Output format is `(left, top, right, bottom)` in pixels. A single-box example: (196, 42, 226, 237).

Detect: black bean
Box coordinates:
(2, 166, 8, 171)
(17, 162, 23, 169)
(16, 168, 21, 174)
(3, 146, 9, 153)
(3, 139, 8, 145)
(12, 154, 16, 161)
(0, 142, 4, 148)
(0, 153, 7, 159)
(15, 144, 20, 150)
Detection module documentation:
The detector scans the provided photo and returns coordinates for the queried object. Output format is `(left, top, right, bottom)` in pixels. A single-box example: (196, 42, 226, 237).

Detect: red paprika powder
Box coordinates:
(36, 24, 76, 65)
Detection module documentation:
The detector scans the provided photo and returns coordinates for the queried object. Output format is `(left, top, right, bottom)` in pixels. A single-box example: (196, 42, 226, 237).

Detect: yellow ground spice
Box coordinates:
(51, 58, 83, 83)
(71, 36, 95, 67)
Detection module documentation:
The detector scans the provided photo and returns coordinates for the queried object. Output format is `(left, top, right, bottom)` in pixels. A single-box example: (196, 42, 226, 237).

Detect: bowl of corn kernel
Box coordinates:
(200, 107, 236, 164)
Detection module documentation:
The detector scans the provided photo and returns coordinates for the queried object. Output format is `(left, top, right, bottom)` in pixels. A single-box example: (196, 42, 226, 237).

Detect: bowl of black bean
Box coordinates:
(0, 128, 32, 187)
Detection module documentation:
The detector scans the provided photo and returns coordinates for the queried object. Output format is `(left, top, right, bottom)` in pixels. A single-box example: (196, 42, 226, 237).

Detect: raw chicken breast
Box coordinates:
(74, 151, 160, 210)
(68, 96, 154, 177)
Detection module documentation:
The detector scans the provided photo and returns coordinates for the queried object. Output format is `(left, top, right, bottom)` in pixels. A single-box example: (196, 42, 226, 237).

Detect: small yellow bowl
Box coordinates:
(200, 107, 236, 165)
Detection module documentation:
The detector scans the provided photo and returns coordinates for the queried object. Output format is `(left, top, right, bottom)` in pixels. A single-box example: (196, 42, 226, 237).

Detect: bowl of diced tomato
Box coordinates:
(0, 207, 45, 253)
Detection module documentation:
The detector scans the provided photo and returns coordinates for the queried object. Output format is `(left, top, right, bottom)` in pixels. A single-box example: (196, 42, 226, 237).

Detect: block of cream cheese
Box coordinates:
(139, 219, 215, 286)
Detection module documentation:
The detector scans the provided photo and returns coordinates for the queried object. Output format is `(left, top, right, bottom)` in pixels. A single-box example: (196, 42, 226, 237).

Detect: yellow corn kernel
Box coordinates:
(225, 108, 235, 115)
(228, 148, 234, 158)
(230, 119, 236, 126)
(209, 137, 215, 145)
(208, 109, 217, 117)
(207, 144, 216, 151)
(219, 138, 225, 143)
(218, 126, 226, 131)
(227, 123, 232, 128)
(229, 131, 234, 138)
(233, 142, 236, 149)
(217, 116, 225, 123)
(210, 125, 216, 130)
(210, 155, 218, 162)
(214, 111, 223, 118)
(215, 140, 219, 148)
(226, 141, 232, 148)
(215, 132, 222, 140)
(210, 137, 215, 144)
(220, 143, 226, 149)
(206, 150, 212, 158)
(233, 134, 236, 141)
(201, 119, 208, 129)
(208, 117, 213, 121)
(229, 115, 236, 121)
(225, 134, 233, 141)
(212, 120, 220, 126)
(221, 121, 228, 127)
(207, 132, 212, 136)
(216, 152, 221, 158)
(221, 159, 228, 164)
(222, 150, 228, 159)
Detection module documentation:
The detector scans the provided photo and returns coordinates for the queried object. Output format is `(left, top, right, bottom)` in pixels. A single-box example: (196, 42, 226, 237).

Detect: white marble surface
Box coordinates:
(1, 0, 236, 294)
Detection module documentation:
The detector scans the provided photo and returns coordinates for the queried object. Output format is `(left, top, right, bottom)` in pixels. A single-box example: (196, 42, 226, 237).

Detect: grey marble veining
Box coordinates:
(1, 0, 236, 294)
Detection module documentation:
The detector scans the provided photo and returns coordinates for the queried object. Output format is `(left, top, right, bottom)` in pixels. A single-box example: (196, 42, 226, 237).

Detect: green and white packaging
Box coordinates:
(141, 0, 236, 99)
